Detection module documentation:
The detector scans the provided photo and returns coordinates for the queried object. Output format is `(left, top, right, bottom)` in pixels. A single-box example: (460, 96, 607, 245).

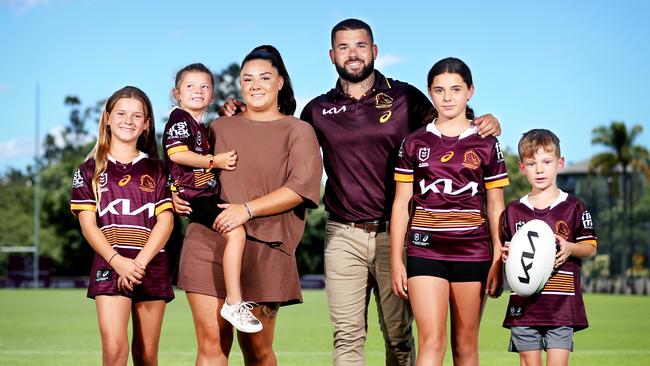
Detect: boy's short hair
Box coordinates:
(518, 129, 561, 161)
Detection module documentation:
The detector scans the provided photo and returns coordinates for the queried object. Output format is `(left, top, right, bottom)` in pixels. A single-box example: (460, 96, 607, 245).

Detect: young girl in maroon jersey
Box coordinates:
(390, 57, 509, 366)
(163, 63, 261, 333)
(71, 86, 174, 366)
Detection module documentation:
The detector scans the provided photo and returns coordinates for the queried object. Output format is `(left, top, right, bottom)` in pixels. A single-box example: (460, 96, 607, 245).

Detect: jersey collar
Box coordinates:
(426, 119, 478, 139)
(520, 190, 568, 210)
(107, 151, 148, 166)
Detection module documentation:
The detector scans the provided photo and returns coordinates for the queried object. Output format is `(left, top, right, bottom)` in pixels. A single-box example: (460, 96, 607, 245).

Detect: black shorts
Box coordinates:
(406, 256, 491, 282)
(188, 194, 225, 229)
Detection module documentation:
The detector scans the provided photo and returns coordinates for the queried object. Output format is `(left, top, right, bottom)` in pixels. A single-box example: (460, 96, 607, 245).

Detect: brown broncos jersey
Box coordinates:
(163, 107, 218, 200)
(70, 153, 173, 250)
(395, 123, 509, 262)
(502, 191, 597, 330)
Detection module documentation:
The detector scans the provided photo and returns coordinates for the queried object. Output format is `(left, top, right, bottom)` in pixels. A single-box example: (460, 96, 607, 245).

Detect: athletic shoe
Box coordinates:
(220, 300, 263, 333)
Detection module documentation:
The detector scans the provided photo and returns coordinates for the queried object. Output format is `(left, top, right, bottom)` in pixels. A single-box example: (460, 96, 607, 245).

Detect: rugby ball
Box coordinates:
(505, 219, 556, 297)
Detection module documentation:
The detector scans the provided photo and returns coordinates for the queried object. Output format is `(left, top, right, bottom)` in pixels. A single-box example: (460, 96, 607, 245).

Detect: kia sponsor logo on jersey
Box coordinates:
(98, 199, 157, 218)
(322, 106, 347, 115)
(419, 178, 479, 197)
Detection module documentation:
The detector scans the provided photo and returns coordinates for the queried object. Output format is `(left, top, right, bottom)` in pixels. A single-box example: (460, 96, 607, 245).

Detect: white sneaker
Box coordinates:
(220, 300, 263, 333)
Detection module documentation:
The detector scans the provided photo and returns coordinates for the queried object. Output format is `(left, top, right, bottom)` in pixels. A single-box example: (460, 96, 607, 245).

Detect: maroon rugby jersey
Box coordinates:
(70, 152, 173, 250)
(300, 70, 434, 221)
(163, 107, 218, 200)
(394, 123, 509, 261)
(502, 191, 597, 330)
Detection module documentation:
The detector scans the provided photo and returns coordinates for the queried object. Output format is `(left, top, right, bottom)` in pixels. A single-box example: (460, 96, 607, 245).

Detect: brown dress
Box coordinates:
(177, 115, 322, 305)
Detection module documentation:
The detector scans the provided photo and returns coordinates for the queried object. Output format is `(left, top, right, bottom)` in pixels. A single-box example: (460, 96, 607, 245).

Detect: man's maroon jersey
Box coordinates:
(70, 152, 173, 250)
(163, 107, 218, 200)
(300, 70, 434, 221)
(395, 123, 509, 262)
(502, 191, 597, 330)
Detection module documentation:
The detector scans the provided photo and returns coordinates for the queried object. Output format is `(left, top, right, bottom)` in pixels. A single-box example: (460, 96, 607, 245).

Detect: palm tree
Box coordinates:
(590, 121, 650, 276)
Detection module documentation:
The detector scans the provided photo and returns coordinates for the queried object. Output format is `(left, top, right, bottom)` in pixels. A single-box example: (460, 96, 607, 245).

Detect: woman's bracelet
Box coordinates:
(108, 252, 119, 265)
(244, 202, 254, 220)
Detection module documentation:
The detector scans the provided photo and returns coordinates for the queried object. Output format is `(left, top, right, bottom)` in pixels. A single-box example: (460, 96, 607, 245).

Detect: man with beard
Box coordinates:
(300, 19, 500, 366)
(219, 18, 500, 365)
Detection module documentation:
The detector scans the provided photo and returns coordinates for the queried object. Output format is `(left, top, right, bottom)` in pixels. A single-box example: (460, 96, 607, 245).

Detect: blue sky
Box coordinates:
(1, 0, 649, 173)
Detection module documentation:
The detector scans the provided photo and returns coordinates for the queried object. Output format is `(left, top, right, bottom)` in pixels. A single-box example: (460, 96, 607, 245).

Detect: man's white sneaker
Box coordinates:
(220, 300, 263, 333)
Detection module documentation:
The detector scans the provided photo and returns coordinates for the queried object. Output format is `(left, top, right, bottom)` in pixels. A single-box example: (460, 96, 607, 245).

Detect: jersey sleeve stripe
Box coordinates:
(485, 172, 509, 181)
(485, 177, 510, 189)
(395, 167, 413, 173)
(577, 239, 597, 247)
(70, 203, 96, 213)
(155, 202, 174, 216)
(394, 173, 414, 182)
(167, 145, 189, 155)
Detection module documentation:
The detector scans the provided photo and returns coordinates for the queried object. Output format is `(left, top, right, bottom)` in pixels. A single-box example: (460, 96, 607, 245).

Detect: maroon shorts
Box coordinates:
(87, 247, 174, 303)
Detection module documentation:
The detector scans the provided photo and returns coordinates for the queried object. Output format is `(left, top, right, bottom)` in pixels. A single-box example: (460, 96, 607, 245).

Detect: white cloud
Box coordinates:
(375, 54, 404, 69)
(45, 124, 95, 149)
(0, 0, 51, 16)
(0, 124, 95, 162)
(0, 137, 33, 160)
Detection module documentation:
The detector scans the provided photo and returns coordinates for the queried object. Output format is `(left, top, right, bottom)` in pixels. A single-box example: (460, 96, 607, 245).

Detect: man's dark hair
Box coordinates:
(330, 18, 374, 47)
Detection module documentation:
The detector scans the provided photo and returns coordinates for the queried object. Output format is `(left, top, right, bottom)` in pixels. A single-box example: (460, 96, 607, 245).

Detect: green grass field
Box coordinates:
(1, 289, 648, 365)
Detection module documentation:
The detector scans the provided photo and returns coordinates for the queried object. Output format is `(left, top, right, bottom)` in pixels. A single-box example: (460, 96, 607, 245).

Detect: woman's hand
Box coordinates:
(172, 192, 192, 215)
(485, 259, 503, 298)
(474, 113, 501, 137)
(391, 261, 409, 299)
(213, 203, 249, 234)
(111, 255, 145, 286)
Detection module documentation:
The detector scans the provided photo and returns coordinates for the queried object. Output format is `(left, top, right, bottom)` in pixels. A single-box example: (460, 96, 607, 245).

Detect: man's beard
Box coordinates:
(335, 59, 375, 83)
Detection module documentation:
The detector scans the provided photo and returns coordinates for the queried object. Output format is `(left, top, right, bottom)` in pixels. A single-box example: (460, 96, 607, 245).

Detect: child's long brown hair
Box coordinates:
(86, 86, 157, 205)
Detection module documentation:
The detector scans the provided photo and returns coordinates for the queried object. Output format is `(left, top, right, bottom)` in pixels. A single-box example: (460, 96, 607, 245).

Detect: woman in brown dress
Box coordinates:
(173, 45, 322, 365)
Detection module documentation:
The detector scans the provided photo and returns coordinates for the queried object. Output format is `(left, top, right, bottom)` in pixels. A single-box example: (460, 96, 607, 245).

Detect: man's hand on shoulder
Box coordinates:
(218, 98, 246, 117)
(474, 114, 501, 138)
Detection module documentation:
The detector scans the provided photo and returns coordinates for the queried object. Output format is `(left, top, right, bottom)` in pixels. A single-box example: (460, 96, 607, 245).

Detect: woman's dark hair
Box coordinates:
(426, 57, 475, 120)
(241, 45, 296, 116)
